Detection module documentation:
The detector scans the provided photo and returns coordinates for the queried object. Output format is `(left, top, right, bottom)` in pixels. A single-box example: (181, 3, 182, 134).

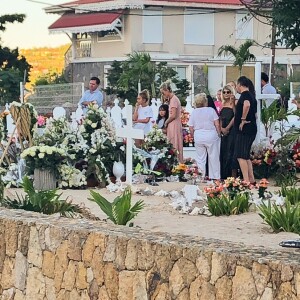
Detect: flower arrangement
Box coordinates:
(203, 181, 224, 199)
(203, 177, 251, 216)
(181, 109, 194, 147)
(250, 144, 277, 178)
(181, 109, 190, 126)
(136, 125, 178, 177)
(58, 164, 87, 188)
(172, 163, 188, 180)
(292, 141, 300, 170)
(184, 163, 201, 181)
(21, 145, 66, 175)
(182, 128, 194, 147)
(82, 105, 118, 183)
(223, 177, 250, 198)
(36, 115, 47, 128)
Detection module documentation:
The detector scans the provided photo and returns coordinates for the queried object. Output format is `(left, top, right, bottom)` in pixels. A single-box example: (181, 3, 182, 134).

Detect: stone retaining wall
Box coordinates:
(0, 208, 299, 300)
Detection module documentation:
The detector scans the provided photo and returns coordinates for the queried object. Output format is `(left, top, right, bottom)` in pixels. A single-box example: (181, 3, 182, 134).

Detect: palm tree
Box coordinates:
(217, 40, 256, 75)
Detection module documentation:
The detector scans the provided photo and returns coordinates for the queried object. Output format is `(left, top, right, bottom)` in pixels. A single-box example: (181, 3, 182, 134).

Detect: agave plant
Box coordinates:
(1, 176, 96, 219)
(89, 187, 144, 226)
(258, 200, 300, 234)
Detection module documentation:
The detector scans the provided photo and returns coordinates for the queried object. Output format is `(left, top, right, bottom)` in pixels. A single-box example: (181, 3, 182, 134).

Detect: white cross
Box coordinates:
(116, 105, 144, 185)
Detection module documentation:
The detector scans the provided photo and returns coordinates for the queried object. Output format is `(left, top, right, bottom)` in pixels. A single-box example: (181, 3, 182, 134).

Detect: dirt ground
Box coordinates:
(6, 179, 299, 251)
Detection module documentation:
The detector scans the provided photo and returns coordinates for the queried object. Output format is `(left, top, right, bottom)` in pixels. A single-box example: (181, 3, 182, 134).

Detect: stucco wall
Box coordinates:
(0, 208, 299, 300)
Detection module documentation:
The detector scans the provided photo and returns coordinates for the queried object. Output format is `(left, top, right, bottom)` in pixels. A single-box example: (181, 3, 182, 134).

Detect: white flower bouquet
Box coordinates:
(21, 145, 66, 175)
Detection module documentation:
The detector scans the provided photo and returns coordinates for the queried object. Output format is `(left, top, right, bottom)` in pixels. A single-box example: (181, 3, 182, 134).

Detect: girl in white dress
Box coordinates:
(133, 89, 153, 146)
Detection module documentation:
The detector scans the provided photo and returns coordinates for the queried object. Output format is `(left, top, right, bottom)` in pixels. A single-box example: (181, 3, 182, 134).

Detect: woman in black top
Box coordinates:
(234, 76, 257, 183)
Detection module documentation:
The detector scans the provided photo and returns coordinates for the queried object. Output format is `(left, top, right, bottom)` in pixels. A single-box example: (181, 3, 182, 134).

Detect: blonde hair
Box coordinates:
(221, 85, 235, 104)
(226, 81, 237, 95)
(194, 93, 207, 108)
(139, 89, 150, 102)
(160, 80, 174, 92)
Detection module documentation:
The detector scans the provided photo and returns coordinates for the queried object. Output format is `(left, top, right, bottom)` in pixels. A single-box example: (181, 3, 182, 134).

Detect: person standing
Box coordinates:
(261, 72, 276, 94)
(79, 77, 103, 115)
(234, 76, 257, 183)
(214, 89, 223, 114)
(156, 104, 169, 130)
(160, 81, 183, 163)
(220, 85, 236, 179)
(188, 93, 221, 180)
(133, 89, 153, 135)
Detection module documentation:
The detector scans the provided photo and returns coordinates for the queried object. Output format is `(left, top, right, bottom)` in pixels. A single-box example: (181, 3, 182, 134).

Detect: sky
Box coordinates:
(1, 0, 71, 49)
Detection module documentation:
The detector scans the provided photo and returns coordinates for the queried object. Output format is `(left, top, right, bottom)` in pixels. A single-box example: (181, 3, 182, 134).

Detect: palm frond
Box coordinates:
(217, 45, 238, 57)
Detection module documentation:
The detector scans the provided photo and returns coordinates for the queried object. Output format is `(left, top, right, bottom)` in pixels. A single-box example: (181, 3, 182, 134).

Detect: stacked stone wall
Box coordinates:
(0, 209, 299, 299)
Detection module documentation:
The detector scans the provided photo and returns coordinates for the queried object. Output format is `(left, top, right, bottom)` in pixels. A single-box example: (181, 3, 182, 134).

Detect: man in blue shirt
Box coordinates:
(79, 77, 103, 114)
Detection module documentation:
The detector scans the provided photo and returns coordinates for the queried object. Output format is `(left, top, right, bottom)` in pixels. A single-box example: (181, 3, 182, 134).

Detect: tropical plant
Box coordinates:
(89, 187, 144, 226)
(258, 200, 300, 234)
(207, 193, 250, 216)
(0, 176, 95, 218)
(217, 40, 256, 75)
(105, 52, 190, 104)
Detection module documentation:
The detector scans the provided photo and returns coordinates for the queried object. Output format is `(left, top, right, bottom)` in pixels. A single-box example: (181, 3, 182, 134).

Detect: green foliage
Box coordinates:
(1, 176, 89, 218)
(0, 14, 31, 104)
(105, 52, 190, 104)
(207, 193, 250, 216)
(280, 186, 300, 205)
(242, 0, 300, 51)
(274, 172, 298, 187)
(258, 200, 300, 234)
(0, 14, 25, 31)
(217, 40, 256, 75)
(89, 187, 144, 226)
(34, 72, 68, 86)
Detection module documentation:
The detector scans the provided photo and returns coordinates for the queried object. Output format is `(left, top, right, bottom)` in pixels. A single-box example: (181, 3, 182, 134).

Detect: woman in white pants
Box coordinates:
(188, 93, 221, 179)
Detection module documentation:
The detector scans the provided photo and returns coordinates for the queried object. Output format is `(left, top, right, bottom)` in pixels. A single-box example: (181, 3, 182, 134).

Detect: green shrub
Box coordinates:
(89, 187, 144, 226)
(207, 193, 250, 216)
(1, 176, 94, 218)
(280, 186, 300, 205)
(258, 200, 300, 234)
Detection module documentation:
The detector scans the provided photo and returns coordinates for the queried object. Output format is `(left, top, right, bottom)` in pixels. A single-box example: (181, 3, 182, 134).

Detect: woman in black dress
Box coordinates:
(234, 76, 257, 183)
(219, 85, 236, 179)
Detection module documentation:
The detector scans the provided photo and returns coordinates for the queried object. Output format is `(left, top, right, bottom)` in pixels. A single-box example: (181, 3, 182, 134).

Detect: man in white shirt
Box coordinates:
(261, 72, 276, 94)
(79, 77, 103, 114)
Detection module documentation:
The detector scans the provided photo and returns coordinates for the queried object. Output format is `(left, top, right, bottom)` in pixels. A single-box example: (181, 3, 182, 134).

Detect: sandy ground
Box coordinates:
(6, 179, 300, 251)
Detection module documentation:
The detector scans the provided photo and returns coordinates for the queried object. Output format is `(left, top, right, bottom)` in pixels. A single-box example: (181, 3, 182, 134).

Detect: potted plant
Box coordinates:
(21, 145, 66, 190)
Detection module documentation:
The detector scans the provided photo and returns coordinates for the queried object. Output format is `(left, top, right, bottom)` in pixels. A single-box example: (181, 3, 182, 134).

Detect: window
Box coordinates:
(143, 9, 162, 43)
(172, 66, 187, 80)
(184, 10, 214, 45)
(236, 13, 253, 40)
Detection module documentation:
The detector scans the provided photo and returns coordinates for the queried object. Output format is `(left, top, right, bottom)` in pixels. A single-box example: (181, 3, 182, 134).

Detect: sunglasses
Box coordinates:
(223, 91, 231, 94)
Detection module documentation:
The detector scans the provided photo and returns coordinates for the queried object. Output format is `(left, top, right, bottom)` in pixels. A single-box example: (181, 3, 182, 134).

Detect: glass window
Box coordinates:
(236, 13, 253, 40)
(143, 9, 163, 44)
(184, 10, 214, 45)
(172, 66, 187, 80)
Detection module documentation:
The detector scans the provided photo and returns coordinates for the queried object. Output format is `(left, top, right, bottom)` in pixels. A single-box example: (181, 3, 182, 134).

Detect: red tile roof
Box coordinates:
(49, 11, 122, 29)
(60, 0, 242, 5)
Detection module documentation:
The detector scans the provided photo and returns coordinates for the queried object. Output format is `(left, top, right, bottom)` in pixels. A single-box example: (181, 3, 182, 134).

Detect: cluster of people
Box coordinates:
(79, 75, 268, 184)
(188, 76, 257, 183)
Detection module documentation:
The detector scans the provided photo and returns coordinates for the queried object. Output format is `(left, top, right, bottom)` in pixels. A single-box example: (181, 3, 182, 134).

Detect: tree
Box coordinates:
(217, 40, 256, 75)
(240, 0, 300, 51)
(105, 52, 190, 104)
(34, 72, 68, 86)
(0, 14, 31, 105)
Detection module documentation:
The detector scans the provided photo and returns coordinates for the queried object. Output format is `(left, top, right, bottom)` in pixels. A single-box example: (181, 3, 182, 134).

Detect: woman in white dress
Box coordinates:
(188, 93, 221, 179)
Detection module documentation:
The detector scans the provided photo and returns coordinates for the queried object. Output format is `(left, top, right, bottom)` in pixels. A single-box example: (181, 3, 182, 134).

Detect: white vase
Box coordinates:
(113, 161, 125, 184)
